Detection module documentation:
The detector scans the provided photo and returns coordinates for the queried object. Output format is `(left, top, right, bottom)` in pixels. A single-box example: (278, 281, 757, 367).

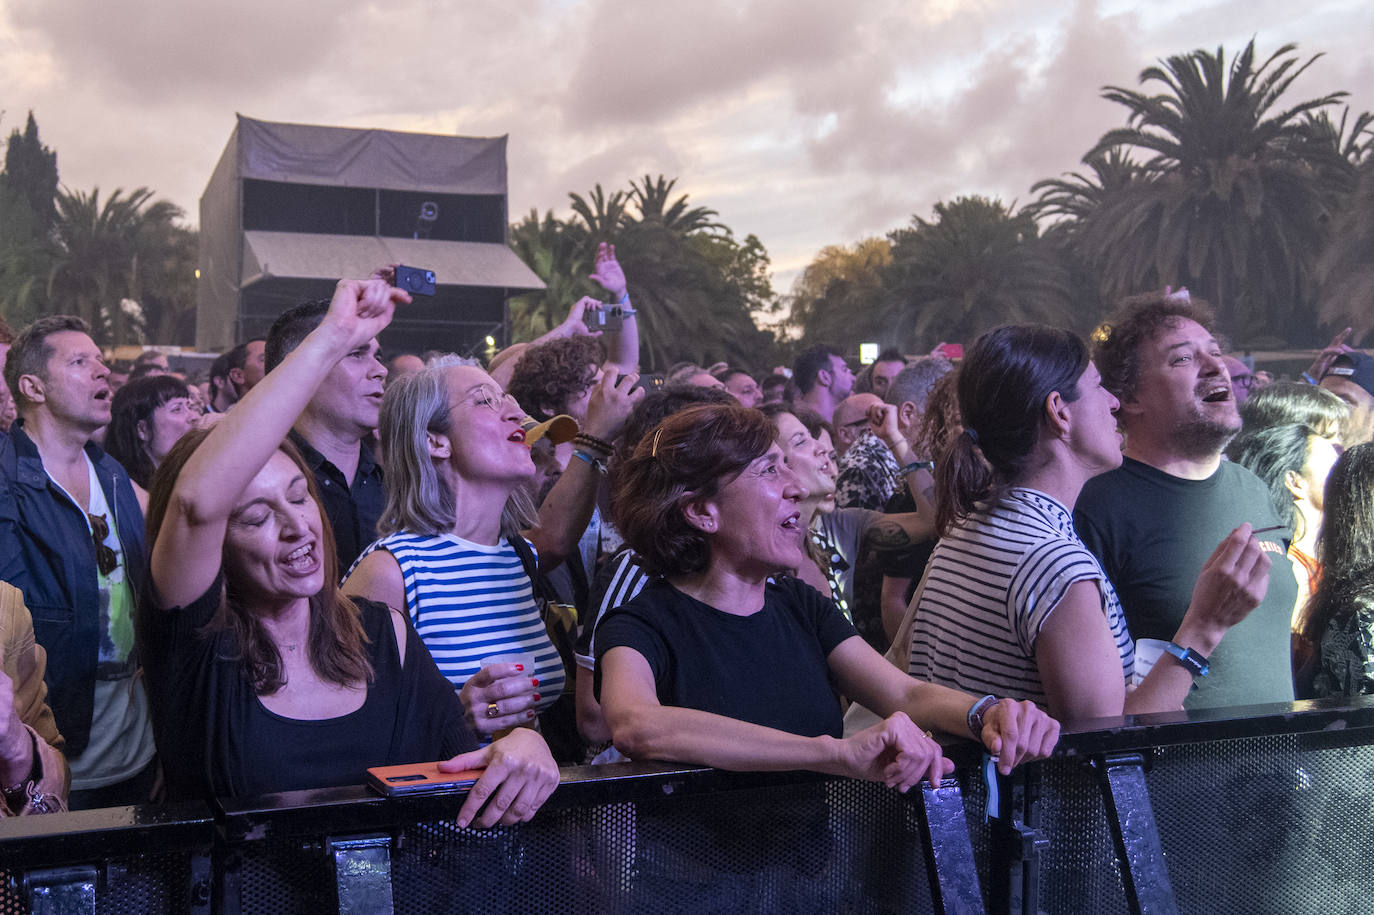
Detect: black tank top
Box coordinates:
(233, 601, 406, 796)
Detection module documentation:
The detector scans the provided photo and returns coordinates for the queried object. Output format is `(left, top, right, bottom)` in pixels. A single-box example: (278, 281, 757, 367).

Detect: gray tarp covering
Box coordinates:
(235, 115, 507, 194)
(197, 115, 532, 350)
(241, 232, 542, 290)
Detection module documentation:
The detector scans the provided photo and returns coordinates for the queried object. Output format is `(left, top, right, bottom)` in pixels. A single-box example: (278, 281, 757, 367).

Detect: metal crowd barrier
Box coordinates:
(3, 696, 1372, 914)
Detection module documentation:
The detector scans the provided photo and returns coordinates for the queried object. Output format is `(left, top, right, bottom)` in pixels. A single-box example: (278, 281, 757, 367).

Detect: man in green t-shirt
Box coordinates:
(1075, 293, 1297, 710)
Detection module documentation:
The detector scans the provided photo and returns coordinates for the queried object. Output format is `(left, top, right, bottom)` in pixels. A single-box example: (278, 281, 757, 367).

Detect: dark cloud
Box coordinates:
(3, 0, 1371, 308)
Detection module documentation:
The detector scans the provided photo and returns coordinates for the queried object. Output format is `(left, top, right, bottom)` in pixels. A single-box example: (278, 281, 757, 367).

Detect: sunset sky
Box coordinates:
(3, 0, 1371, 293)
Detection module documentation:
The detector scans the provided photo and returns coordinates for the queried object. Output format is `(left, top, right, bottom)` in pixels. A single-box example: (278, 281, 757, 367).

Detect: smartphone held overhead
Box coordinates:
(394, 265, 437, 297)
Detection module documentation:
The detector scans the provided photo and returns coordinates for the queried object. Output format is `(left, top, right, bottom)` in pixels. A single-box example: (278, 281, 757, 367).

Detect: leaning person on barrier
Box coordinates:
(137, 278, 558, 826)
(905, 325, 1271, 720)
(0, 582, 68, 814)
(596, 403, 1059, 787)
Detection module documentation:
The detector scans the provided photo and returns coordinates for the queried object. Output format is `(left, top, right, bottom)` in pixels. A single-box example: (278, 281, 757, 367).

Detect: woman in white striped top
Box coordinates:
(907, 325, 1271, 720)
(344, 355, 639, 740)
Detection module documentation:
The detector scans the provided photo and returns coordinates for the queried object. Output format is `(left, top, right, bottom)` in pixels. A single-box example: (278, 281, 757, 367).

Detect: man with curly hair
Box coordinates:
(1074, 292, 1296, 710)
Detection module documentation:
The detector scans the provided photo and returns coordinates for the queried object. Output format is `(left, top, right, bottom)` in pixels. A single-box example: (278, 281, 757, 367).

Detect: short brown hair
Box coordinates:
(612, 404, 776, 578)
(1094, 293, 1218, 404)
(5, 315, 91, 412)
(506, 336, 605, 419)
(142, 429, 372, 694)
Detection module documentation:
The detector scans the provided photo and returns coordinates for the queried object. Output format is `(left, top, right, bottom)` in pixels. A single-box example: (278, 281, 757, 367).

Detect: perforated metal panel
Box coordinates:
(1148, 733, 1374, 915)
(229, 777, 937, 913)
(0, 852, 200, 915)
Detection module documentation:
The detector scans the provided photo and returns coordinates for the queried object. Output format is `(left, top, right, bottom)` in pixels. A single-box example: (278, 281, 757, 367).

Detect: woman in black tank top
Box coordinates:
(138, 278, 558, 825)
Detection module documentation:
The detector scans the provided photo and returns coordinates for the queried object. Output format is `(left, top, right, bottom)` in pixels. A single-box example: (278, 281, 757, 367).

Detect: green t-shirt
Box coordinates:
(1075, 457, 1298, 710)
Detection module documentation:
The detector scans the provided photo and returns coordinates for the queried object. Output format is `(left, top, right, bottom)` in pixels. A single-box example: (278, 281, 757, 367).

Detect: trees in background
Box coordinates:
(0, 112, 198, 343)
(1034, 40, 1370, 347)
(509, 174, 779, 371)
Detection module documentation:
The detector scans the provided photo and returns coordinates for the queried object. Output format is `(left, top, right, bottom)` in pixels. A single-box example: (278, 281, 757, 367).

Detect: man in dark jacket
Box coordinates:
(0, 316, 155, 809)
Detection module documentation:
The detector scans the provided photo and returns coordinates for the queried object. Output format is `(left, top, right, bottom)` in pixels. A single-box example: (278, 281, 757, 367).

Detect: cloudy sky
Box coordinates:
(3, 0, 1371, 297)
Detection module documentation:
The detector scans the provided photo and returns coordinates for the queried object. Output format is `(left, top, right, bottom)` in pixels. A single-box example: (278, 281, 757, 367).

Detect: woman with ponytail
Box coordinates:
(907, 325, 1272, 720)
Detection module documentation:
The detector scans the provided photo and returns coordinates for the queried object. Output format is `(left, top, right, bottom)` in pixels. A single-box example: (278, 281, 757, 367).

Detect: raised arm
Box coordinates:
(1038, 524, 1269, 720)
(150, 280, 408, 609)
(523, 365, 642, 569)
(589, 243, 639, 374)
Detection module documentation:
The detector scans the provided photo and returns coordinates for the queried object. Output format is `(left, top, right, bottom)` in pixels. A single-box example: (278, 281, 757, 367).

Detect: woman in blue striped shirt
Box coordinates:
(345, 355, 638, 741)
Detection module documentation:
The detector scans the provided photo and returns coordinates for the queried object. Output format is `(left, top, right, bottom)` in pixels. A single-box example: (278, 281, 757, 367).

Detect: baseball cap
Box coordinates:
(1321, 352, 1374, 397)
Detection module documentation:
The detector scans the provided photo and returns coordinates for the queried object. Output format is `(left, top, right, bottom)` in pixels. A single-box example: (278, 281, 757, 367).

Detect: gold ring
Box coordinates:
(486, 702, 500, 719)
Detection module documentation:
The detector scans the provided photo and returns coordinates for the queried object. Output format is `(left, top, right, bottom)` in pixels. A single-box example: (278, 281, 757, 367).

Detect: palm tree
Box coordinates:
(1081, 40, 1354, 344)
(50, 187, 187, 344)
(507, 209, 592, 339)
(1317, 158, 1374, 341)
(1028, 148, 1139, 232)
(568, 184, 628, 240)
(881, 196, 1075, 349)
(628, 175, 725, 235)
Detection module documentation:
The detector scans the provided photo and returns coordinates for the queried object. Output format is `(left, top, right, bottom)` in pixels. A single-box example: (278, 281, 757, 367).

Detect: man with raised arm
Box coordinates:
(0, 316, 156, 808)
(1075, 294, 1296, 709)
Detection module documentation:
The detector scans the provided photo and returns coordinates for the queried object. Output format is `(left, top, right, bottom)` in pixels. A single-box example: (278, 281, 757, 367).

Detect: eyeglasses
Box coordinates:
(87, 513, 118, 576)
(469, 384, 520, 413)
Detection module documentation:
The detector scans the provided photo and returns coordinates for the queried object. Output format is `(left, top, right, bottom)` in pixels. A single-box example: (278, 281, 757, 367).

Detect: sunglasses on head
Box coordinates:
(88, 513, 118, 577)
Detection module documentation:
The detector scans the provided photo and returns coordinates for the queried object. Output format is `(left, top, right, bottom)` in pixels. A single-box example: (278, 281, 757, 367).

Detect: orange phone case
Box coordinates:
(366, 761, 486, 797)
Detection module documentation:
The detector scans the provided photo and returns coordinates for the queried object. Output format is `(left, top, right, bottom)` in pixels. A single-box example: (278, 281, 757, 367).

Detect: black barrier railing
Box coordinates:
(4, 696, 1374, 914)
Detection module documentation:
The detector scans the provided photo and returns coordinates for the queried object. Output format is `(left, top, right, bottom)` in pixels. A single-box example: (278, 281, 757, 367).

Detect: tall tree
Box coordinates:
(1080, 40, 1355, 344)
(628, 175, 725, 235)
(0, 112, 61, 327)
(1027, 148, 1139, 234)
(787, 238, 894, 350)
(568, 184, 628, 241)
(2, 111, 59, 237)
(881, 196, 1075, 349)
(507, 208, 592, 339)
(50, 187, 190, 344)
(1317, 158, 1374, 341)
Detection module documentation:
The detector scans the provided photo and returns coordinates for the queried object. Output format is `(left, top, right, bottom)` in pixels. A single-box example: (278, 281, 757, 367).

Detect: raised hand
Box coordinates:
(557, 296, 605, 339)
(589, 243, 628, 300)
(979, 699, 1060, 775)
(1183, 523, 1272, 638)
(319, 278, 410, 353)
(441, 728, 559, 828)
(583, 365, 644, 442)
(1305, 327, 1354, 382)
(458, 662, 542, 738)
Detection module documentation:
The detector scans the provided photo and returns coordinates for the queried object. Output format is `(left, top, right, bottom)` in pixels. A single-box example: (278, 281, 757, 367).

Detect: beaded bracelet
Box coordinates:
(573, 433, 613, 455)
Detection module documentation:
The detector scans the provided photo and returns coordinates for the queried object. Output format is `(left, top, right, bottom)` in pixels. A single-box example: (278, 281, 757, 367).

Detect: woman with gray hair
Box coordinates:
(344, 355, 639, 741)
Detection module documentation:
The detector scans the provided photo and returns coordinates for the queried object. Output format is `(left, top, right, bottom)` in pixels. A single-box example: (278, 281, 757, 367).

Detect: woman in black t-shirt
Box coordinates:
(138, 278, 558, 824)
(595, 403, 1060, 787)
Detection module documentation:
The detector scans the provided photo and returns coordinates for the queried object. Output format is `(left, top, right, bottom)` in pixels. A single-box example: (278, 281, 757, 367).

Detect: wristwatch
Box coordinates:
(967, 694, 1000, 738)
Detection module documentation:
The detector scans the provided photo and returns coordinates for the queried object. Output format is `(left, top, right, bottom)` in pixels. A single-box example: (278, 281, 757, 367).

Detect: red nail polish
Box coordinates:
(531, 678, 539, 687)
(515, 664, 525, 671)
(526, 711, 535, 719)
(532, 693, 541, 702)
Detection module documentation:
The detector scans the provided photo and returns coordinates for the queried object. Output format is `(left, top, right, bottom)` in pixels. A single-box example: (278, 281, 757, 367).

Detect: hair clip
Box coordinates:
(651, 428, 664, 457)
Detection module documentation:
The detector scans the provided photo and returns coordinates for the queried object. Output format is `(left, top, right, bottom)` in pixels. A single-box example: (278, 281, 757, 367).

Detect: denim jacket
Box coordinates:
(0, 421, 147, 756)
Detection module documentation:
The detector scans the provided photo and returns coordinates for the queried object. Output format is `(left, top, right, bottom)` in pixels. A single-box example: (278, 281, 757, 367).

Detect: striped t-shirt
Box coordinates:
(908, 488, 1134, 704)
(351, 532, 565, 713)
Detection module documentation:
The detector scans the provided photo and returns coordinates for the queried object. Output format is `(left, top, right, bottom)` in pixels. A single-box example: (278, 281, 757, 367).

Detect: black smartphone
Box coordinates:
(584, 304, 624, 333)
(394, 265, 437, 297)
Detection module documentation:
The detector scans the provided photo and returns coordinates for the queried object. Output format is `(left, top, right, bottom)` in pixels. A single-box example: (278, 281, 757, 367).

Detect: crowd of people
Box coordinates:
(0, 245, 1371, 828)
